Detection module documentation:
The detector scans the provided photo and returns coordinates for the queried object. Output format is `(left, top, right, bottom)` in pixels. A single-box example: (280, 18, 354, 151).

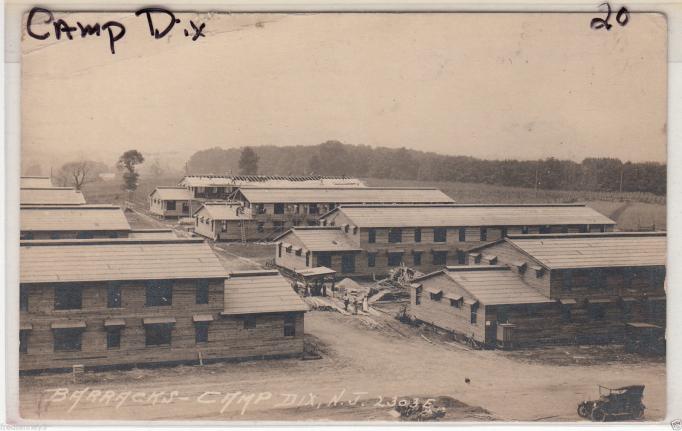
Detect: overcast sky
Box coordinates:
(22, 12, 667, 168)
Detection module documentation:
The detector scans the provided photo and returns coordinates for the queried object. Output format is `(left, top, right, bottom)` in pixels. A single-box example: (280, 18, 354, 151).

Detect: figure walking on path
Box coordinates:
(343, 292, 350, 311)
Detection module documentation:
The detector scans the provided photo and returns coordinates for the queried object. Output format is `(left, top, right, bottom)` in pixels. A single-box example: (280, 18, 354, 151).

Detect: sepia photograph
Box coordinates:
(12, 6, 669, 424)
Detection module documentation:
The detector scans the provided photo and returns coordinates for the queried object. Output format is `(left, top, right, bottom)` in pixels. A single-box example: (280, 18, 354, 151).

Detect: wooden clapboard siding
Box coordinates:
(409, 285, 487, 343)
(19, 279, 305, 371)
(23, 230, 130, 240)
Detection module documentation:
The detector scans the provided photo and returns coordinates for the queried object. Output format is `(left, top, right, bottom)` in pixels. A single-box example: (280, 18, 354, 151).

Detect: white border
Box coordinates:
(3, 1, 681, 429)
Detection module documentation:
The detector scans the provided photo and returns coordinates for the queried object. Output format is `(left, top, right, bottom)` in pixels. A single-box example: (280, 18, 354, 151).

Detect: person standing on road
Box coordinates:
(343, 292, 350, 311)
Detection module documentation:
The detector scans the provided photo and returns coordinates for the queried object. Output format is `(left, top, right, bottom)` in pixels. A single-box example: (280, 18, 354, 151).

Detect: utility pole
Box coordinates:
(534, 162, 540, 198)
(619, 166, 624, 193)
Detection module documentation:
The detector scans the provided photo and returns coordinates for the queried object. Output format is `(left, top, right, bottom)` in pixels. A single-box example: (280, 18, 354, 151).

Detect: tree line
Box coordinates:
(186, 141, 666, 195)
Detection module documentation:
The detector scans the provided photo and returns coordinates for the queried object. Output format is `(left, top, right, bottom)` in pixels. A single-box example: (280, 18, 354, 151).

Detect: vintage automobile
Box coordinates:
(577, 385, 645, 421)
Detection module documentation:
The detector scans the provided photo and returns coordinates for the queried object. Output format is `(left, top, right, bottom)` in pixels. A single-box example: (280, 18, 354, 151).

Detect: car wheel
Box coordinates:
(591, 408, 607, 422)
(577, 403, 590, 418)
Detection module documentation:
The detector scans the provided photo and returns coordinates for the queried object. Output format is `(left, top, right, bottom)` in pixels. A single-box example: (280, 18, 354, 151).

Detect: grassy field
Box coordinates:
(80, 175, 666, 232)
(365, 178, 666, 231)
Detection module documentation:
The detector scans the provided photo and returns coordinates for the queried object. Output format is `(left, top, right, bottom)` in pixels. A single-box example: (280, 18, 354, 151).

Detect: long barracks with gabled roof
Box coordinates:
(280, 203, 617, 277)
(20, 205, 132, 240)
(409, 232, 666, 349)
(19, 238, 307, 372)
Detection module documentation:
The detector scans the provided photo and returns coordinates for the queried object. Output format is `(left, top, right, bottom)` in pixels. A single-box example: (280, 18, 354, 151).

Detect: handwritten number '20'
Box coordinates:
(591, 2, 630, 31)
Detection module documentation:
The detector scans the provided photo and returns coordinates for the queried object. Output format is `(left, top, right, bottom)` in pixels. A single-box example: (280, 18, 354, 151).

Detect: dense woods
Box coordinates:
(186, 141, 666, 195)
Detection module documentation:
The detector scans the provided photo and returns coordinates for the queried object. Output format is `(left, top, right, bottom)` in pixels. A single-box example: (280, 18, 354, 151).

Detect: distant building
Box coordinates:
(148, 187, 195, 219)
(233, 187, 454, 241)
(409, 232, 666, 348)
(193, 202, 253, 241)
(179, 175, 366, 200)
(19, 238, 307, 372)
(20, 187, 86, 205)
(20, 205, 131, 240)
(20, 176, 53, 188)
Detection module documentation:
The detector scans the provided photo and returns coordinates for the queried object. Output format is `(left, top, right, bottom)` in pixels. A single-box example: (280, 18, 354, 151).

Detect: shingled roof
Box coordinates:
(236, 187, 454, 204)
(20, 176, 53, 188)
(506, 232, 666, 269)
(221, 270, 308, 315)
(150, 187, 194, 201)
(274, 227, 362, 252)
(415, 266, 552, 306)
(322, 204, 615, 228)
(20, 238, 228, 284)
(20, 187, 86, 205)
(21, 205, 131, 232)
(180, 175, 365, 188)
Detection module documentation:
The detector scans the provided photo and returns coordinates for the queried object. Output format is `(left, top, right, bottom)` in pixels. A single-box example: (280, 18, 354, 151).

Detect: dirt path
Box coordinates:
(18, 311, 665, 423)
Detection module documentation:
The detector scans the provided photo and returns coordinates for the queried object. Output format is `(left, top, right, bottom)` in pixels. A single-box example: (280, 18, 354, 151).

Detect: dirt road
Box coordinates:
(18, 310, 665, 423)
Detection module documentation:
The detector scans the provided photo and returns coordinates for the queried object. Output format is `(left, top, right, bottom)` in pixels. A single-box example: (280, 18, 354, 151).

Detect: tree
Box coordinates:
(117, 150, 145, 192)
(55, 160, 106, 190)
(238, 147, 259, 175)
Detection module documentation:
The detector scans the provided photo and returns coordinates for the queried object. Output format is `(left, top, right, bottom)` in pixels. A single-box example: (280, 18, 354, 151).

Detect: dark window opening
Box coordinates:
(145, 282, 173, 307)
(20, 232, 34, 240)
(167, 201, 176, 211)
(195, 323, 209, 344)
(278, 243, 282, 258)
(274, 203, 285, 214)
(19, 330, 28, 353)
(107, 327, 121, 349)
(497, 308, 509, 323)
(107, 285, 122, 308)
(434, 228, 447, 243)
(368, 229, 377, 243)
(367, 254, 376, 267)
(196, 280, 209, 304)
(54, 285, 82, 310)
(458, 228, 466, 242)
(53, 328, 82, 352)
(413, 252, 422, 266)
(470, 304, 478, 324)
(243, 315, 257, 329)
(341, 255, 355, 273)
(480, 228, 487, 242)
(561, 306, 572, 323)
(539, 225, 551, 234)
(432, 251, 447, 265)
(308, 204, 319, 215)
(562, 270, 573, 292)
(20, 287, 28, 312)
(51, 233, 61, 240)
(305, 252, 310, 266)
(317, 253, 332, 268)
(388, 253, 403, 267)
(521, 226, 529, 234)
(415, 287, 422, 305)
(414, 228, 422, 243)
(457, 250, 466, 264)
(145, 324, 172, 346)
(561, 225, 569, 234)
(589, 304, 606, 321)
(388, 228, 402, 243)
(284, 314, 296, 337)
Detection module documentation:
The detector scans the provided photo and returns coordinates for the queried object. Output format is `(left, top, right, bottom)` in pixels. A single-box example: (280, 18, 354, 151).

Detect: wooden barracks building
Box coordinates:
(232, 187, 454, 241)
(409, 232, 666, 348)
(148, 187, 195, 219)
(20, 205, 132, 240)
(178, 175, 366, 200)
(274, 203, 616, 278)
(19, 238, 307, 372)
